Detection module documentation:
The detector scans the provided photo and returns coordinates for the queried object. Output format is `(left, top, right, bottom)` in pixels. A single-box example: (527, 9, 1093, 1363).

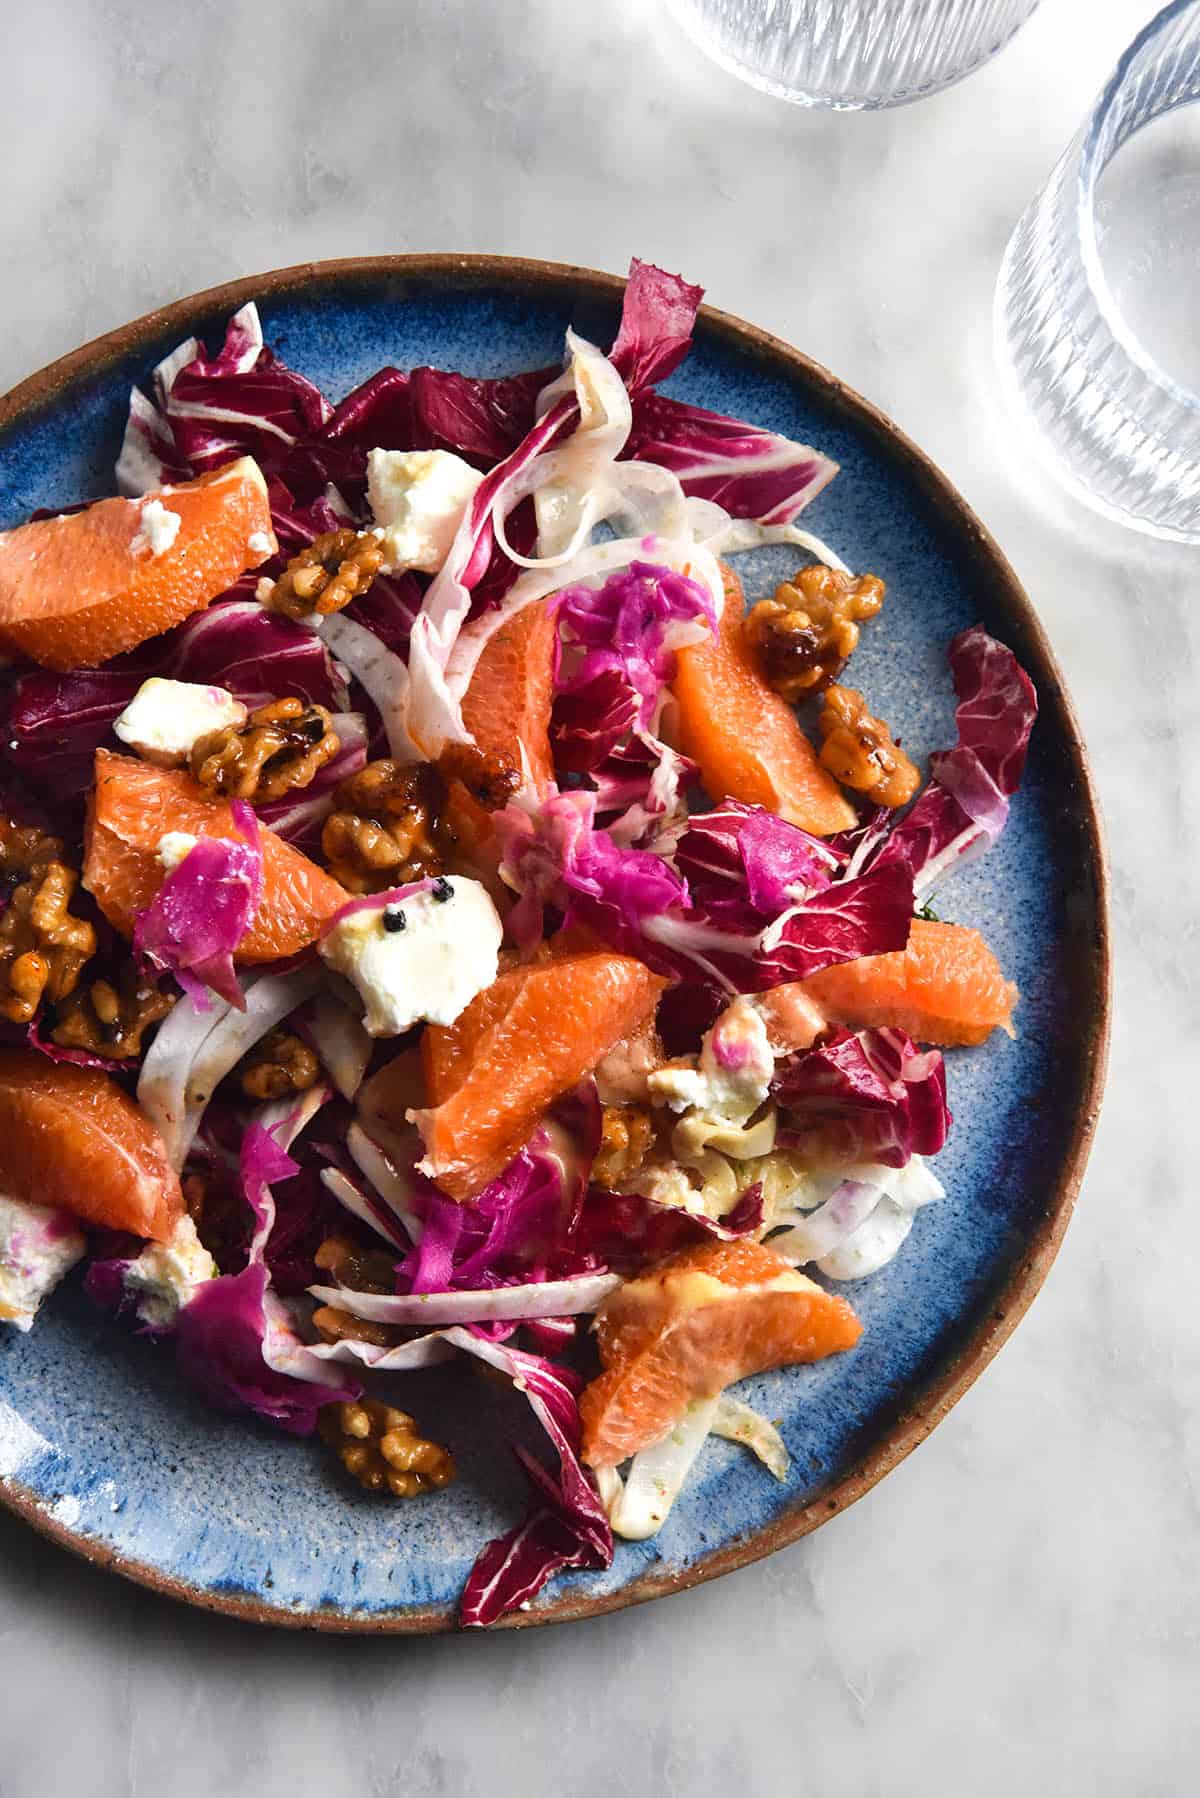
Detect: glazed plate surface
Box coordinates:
(0, 257, 1108, 1629)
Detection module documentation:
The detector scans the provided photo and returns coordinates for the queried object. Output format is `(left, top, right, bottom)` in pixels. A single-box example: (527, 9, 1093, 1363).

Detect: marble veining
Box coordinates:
(0, 1, 1195, 1794)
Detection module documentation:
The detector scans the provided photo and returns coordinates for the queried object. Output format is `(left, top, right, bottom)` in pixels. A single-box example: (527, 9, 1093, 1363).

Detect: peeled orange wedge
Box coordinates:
(443, 598, 560, 854)
(672, 564, 856, 837)
(802, 917, 1017, 1047)
(0, 457, 276, 669)
(417, 944, 667, 1201)
(84, 749, 348, 962)
(579, 1236, 863, 1468)
(0, 1049, 182, 1240)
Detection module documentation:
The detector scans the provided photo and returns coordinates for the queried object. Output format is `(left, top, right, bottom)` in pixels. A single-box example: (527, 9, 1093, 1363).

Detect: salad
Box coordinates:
(0, 259, 1036, 1626)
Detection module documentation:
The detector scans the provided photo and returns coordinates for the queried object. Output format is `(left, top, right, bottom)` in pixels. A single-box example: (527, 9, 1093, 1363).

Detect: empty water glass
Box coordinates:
(995, 0, 1200, 542)
(664, 0, 1043, 109)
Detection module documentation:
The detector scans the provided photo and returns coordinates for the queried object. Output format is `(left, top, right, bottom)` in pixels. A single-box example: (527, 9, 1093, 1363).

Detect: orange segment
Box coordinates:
(442, 598, 560, 858)
(84, 749, 348, 962)
(0, 1049, 182, 1240)
(0, 457, 276, 670)
(580, 1236, 862, 1467)
(801, 916, 1017, 1047)
(416, 945, 667, 1201)
(672, 564, 856, 836)
(461, 598, 558, 793)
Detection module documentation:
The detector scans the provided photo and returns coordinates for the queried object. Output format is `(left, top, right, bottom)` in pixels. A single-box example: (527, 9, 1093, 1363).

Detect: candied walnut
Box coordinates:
(436, 742, 520, 813)
(321, 758, 442, 893)
(238, 1028, 321, 1100)
(311, 1306, 402, 1350)
(190, 698, 339, 803)
(319, 1397, 455, 1498)
(182, 1173, 208, 1223)
(263, 528, 384, 620)
(593, 1104, 655, 1188)
(816, 684, 920, 809)
(49, 968, 174, 1059)
(0, 834, 97, 1025)
(314, 1233, 397, 1294)
(744, 565, 885, 701)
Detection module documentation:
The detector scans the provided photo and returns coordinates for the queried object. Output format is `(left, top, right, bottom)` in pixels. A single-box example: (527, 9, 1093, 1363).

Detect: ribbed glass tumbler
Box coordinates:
(995, 0, 1200, 542)
(664, 0, 1042, 109)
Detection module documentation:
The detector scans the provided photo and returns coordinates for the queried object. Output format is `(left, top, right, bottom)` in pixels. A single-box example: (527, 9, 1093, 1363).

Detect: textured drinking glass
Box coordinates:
(995, 0, 1200, 542)
(665, 0, 1042, 109)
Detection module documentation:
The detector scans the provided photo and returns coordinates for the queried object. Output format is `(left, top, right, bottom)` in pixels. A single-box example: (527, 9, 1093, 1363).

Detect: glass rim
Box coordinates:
(1076, 0, 1200, 420)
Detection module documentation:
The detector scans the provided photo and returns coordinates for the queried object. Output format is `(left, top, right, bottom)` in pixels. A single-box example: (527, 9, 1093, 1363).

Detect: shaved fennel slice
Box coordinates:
(318, 613, 413, 762)
(444, 529, 725, 720)
(771, 1157, 946, 1281)
(137, 989, 233, 1168)
(708, 517, 851, 569)
(307, 1271, 620, 1327)
(140, 968, 323, 1169)
(304, 990, 372, 1101)
(347, 1121, 425, 1242)
(301, 1330, 455, 1373)
(320, 1166, 410, 1250)
(711, 1396, 789, 1481)
(606, 1398, 720, 1541)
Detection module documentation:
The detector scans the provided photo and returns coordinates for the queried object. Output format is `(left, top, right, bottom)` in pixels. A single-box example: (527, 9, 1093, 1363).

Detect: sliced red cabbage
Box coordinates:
(773, 1027, 951, 1168)
(133, 800, 263, 1009)
(624, 392, 838, 526)
(549, 559, 715, 781)
(871, 626, 1037, 900)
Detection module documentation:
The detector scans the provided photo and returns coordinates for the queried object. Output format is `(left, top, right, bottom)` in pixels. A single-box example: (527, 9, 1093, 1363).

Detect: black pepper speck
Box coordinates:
(382, 905, 407, 933)
(431, 877, 453, 903)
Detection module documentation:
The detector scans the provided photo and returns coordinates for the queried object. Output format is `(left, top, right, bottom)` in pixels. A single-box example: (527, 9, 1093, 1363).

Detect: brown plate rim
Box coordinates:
(0, 252, 1111, 1634)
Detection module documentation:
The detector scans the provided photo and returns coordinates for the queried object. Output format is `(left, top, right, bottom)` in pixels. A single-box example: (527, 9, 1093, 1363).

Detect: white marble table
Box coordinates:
(1, 2, 1194, 1792)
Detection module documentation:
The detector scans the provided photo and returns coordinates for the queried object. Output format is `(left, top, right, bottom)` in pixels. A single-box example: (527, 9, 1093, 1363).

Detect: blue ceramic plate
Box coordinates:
(0, 257, 1108, 1630)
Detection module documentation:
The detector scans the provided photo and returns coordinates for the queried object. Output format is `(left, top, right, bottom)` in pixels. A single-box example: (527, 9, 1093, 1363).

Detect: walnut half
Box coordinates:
(319, 1398, 456, 1498)
(0, 824, 97, 1024)
(190, 699, 339, 803)
(262, 528, 385, 620)
(744, 565, 885, 701)
(816, 685, 920, 809)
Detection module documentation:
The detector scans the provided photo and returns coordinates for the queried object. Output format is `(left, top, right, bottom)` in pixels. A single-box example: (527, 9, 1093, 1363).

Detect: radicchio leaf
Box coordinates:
(772, 1027, 950, 1168)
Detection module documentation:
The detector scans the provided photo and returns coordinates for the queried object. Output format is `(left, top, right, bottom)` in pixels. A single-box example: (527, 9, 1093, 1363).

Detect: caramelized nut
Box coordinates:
(816, 685, 920, 808)
(263, 529, 384, 620)
(744, 565, 885, 701)
(238, 1028, 320, 1101)
(319, 1397, 455, 1498)
(593, 1105, 656, 1188)
(321, 759, 442, 893)
(190, 698, 339, 803)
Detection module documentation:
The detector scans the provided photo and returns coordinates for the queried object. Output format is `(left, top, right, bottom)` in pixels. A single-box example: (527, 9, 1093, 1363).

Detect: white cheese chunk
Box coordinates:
(366, 448, 483, 573)
(648, 996, 774, 1120)
(320, 876, 502, 1037)
(0, 1195, 86, 1332)
(122, 1215, 216, 1331)
(156, 830, 200, 873)
(113, 677, 248, 769)
(132, 497, 182, 558)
